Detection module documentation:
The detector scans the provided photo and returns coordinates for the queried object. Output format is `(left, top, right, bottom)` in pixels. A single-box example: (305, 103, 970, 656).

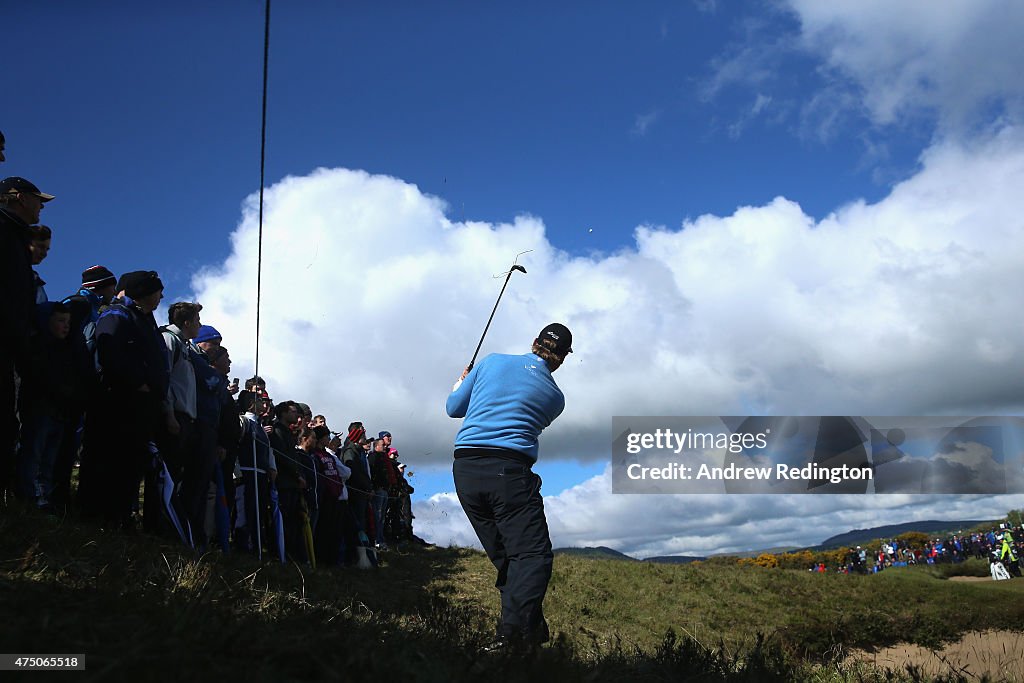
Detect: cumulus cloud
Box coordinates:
(702, 2, 1024, 140)
(193, 127, 1024, 466)
(787, 0, 1024, 130)
(191, 128, 1024, 555)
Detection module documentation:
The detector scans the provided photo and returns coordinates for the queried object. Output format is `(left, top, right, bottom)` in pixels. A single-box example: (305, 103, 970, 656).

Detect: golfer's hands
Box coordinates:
(452, 365, 471, 392)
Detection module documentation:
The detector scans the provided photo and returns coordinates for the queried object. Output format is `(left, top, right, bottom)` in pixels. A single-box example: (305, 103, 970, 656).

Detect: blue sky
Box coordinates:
(7, 1, 1024, 556)
(10, 0, 906, 297)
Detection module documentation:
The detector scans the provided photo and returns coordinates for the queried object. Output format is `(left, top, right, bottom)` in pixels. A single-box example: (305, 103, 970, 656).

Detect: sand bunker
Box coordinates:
(854, 631, 1024, 681)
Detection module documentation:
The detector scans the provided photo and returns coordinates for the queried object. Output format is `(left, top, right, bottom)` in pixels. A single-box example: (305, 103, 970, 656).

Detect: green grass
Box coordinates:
(2, 506, 1023, 682)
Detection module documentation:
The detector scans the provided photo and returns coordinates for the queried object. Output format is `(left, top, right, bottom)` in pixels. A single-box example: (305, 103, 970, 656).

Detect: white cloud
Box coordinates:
(728, 93, 774, 138)
(693, 1, 718, 16)
(702, 3, 1024, 141)
(193, 127, 1024, 468)
(787, 0, 1024, 131)
(191, 126, 1024, 556)
(631, 110, 662, 137)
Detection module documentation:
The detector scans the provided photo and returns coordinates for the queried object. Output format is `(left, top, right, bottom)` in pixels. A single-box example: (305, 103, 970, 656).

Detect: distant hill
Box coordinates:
(555, 547, 704, 563)
(554, 546, 637, 561)
(707, 546, 799, 559)
(554, 519, 998, 564)
(809, 519, 995, 550)
(641, 555, 705, 564)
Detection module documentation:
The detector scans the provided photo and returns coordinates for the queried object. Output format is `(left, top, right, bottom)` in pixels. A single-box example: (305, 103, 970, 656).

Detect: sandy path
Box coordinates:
(853, 631, 1024, 681)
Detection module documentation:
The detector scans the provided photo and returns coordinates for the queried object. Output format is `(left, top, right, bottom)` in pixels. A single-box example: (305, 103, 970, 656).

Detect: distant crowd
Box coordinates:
(1, 130, 422, 567)
(808, 524, 1024, 577)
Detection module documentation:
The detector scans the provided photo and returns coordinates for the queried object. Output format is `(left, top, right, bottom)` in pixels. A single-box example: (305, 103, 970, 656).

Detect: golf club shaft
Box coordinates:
(467, 269, 516, 371)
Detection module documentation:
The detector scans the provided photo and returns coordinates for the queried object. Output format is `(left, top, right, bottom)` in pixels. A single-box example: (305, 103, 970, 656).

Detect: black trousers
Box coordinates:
(314, 497, 343, 567)
(453, 454, 553, 643)
(277, 488, 307, 564)
(0, 357, 17, 503)
(79, 389, 158, 526)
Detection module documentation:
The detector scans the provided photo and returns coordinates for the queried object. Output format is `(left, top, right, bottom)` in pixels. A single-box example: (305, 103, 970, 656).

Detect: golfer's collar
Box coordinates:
(528, 352, 549, 368)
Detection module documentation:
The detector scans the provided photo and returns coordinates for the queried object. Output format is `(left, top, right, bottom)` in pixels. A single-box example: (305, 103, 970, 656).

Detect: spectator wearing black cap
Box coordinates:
(48, 266, 118, 512)
(63, 266, 118, 351)
(446, 322, 573, 653)
(0, 176, 54, 506)
(78, 271, 168, 527)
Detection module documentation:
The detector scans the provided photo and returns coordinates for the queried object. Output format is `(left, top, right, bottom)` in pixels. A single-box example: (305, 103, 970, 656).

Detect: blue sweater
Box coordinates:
(446, 352, 565, 462)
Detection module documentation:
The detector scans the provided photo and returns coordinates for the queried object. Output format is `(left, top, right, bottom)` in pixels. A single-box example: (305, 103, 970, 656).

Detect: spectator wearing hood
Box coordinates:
(0, 176, 54, 505)
(79, 270, 168, 527)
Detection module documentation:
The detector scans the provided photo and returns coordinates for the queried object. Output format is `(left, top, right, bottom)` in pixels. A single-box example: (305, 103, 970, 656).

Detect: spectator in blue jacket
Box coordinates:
(79, 271, 168, 528)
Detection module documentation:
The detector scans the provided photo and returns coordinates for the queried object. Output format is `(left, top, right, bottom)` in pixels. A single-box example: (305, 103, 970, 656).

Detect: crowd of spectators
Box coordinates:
(1, 135, 421, 567)
(808, 524, 1024, 576)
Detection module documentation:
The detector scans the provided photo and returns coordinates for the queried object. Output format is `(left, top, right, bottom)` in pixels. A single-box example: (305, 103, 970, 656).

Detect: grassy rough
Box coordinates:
(1, 507, 1022, 682)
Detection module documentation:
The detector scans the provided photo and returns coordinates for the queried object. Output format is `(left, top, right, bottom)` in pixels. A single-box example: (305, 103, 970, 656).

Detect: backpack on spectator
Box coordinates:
(159, 325, 185, 367)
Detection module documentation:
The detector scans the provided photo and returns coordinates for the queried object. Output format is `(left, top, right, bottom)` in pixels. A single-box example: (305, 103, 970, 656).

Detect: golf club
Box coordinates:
(466, 253, 530, 371)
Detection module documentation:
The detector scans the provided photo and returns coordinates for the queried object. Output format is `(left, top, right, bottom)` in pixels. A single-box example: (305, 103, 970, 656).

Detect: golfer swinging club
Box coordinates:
(446, 322, 573, 653)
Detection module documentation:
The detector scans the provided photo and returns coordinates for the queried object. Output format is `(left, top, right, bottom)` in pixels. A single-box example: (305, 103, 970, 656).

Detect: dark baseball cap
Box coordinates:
(0, 176, 55, 201)
(537, 323, 573, 354)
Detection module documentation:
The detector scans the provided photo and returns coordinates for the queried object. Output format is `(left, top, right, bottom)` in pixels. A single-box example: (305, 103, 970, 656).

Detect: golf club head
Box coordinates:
(512, 265, 527, 274)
